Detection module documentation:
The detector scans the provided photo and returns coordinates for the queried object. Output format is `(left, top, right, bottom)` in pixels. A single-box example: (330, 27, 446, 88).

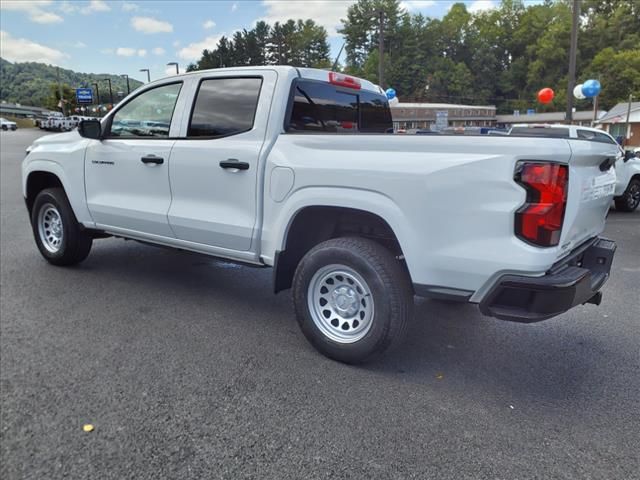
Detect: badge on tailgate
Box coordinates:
(581, 169, 616, 202)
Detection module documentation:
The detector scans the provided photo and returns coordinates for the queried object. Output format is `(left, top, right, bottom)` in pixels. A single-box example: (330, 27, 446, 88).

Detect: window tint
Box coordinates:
(287, 80, 392, 134)
(510, 127, 570, 138)
(577, 129, 616, 144)
(188, 77, 262, 137)
(110, 83, 182, 138)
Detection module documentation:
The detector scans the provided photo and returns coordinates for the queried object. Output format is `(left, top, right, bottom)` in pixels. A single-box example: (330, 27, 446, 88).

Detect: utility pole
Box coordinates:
(57, 66, 65, 116)
(624, 94, 634, 147)
(378, 9, 385, 89)
(565, 0, 580, 124)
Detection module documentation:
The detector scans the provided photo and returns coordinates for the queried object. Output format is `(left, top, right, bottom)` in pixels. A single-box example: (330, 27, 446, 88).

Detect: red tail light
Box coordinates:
(328, 72, 361, 90)
(515, 162, 568, 247)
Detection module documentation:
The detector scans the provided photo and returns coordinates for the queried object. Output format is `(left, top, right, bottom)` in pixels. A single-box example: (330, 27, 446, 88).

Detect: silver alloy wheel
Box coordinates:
(37, 203, 64, 253)
(307, 264, 374, 344)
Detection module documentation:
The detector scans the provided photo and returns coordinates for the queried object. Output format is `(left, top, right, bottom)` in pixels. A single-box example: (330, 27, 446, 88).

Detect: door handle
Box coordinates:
(219, 159, 249, 171)
(141, 155, 164, 165)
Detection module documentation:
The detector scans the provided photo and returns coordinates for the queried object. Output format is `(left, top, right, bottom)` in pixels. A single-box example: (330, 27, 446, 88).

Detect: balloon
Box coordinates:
(537, 87, 554, 104)
(581, 79, 601, 98)
(573, 84, 585, 100)
(388, 96, 399, 106)
(385, 88, 396, 100)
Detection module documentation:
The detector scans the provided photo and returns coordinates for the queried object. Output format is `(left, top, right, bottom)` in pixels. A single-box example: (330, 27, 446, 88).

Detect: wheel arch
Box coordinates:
(272, 202, 411, 294)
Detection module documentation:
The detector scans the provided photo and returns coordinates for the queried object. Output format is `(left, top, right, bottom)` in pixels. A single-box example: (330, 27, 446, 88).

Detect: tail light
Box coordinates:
(328, 72, 361, 90)
(514, 162, 568, 247)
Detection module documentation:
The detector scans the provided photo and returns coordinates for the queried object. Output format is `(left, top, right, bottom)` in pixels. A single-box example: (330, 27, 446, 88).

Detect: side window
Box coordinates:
(188, 77, 262, 138)
(289, 81, 359, 133)
(577, 130, 616, 144)
(109, 83, 182, 138)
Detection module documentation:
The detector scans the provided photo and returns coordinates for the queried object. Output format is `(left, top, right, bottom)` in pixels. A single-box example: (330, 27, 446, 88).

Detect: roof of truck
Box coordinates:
(167, 66, 384, 94)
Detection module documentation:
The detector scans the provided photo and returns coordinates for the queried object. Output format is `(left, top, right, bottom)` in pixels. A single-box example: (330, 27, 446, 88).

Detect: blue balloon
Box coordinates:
(385, 88, 396, 100)
(581, 79, 601, 98)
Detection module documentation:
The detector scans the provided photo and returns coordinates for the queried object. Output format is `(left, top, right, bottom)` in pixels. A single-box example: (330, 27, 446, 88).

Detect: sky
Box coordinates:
(0, 0, 504, 83)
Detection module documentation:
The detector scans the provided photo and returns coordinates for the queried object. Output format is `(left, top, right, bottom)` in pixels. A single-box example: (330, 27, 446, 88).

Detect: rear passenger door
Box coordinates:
(168, 72, 276, 251)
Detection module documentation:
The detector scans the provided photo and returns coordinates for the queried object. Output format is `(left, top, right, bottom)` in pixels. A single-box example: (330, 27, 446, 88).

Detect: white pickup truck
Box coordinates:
(22, 67, 618, 363)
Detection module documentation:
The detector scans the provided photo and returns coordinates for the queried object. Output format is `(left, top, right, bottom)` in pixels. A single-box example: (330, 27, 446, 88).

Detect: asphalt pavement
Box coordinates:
(1, 129, 639, 479)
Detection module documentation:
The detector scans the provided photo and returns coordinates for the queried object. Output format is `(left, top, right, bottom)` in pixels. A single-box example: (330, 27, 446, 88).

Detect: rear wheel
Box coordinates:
(614, 178, 640, 212)
(292, 237, 413, 364)
(31, 188, 93, 266)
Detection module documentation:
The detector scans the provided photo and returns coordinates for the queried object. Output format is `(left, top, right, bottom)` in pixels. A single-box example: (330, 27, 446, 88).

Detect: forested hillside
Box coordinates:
(0, 58, 143, 107)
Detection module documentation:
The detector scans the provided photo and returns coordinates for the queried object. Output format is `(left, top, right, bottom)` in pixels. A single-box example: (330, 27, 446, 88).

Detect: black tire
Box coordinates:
(614, 178, 640, 212)
(292, 237, 413, 364)
(11, 126, 17, 131)
(31, 188, 93, 266)
(1, 125, 7, 131)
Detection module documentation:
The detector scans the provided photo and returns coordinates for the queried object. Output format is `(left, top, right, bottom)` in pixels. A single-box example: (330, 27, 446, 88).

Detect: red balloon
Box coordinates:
(537, 87, 555, 104)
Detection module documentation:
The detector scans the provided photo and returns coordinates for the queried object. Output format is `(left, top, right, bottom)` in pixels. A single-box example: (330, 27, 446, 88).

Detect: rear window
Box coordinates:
(286, 79, 392, 134)
(510, 127, 570, 138)
(577, 129, 616, 144)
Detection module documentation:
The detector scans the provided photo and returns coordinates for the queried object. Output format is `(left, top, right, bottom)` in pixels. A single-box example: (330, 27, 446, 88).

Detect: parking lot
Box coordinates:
(1, 129, 639, 479)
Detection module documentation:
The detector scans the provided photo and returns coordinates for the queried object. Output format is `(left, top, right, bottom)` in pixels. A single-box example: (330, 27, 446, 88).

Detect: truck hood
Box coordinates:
(32, 130, 82, 146)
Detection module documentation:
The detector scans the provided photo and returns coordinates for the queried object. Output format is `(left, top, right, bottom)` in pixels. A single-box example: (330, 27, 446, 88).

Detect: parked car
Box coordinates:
(614, 148, 640, 212)
(0, 117, 18, 131)
(22, 67, 618, 363)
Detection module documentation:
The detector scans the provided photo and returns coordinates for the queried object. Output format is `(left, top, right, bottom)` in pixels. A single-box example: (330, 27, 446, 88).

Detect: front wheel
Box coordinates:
(31, 188, 93, 266)
(292, 237, 413, 364)
(614, 178, 640, 212)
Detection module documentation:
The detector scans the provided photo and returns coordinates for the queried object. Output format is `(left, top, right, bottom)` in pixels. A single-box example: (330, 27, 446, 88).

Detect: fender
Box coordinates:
(262, 186, 415, 270)
(22, 159, 95, 226)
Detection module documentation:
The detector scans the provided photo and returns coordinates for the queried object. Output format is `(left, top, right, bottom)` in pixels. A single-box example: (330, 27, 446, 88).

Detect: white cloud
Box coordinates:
(2, 0, 64, 24)
(122, 2, 139, 11)
(203, 19, 216, 29)
(116, 47, 137, 57)
(468, 0, 497, 13)
(0, 30, 68, 64)
(59, 1, 76, 14)
(231, 2, 238, 12)
(152, 47, 166, 55)
(172, 40, 181, 47)
(400, 1, 435, 11)
(177, 35, 222, 61)
(259, 0, 355, 37)
(74, 41, 87, 48)
(131, 16, 173, 34)
(81, 0, 111, 14)
(138, 49, 147, 57)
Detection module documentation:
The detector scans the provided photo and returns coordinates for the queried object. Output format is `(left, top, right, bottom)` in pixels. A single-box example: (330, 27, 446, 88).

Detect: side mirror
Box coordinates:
(623, 150, 634, 162)
(78, 119, 102, 140)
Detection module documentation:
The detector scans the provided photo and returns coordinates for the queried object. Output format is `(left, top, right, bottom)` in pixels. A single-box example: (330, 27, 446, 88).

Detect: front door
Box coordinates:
(168, 73, 275, 251)
(85, 82, 183, 237)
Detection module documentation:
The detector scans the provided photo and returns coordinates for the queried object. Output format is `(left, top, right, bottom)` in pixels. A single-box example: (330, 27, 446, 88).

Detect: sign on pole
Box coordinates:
(76, 88, 93, 104)
(434, 111, 448, 131)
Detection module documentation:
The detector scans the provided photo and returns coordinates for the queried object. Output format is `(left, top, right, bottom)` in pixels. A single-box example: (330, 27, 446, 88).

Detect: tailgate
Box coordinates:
(559, 139, 617, 258)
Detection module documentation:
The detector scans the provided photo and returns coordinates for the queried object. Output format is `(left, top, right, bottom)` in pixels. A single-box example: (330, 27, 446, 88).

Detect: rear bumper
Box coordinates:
(479, 237, 616, 323)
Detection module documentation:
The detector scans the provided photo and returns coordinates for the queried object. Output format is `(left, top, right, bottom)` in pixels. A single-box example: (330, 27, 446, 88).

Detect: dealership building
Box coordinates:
(389, 102, 497, 130)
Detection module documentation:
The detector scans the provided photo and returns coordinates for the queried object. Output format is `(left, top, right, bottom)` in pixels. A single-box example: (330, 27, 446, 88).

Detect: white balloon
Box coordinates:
(573, 84, 585, 100)
(388, 96, 399, 105)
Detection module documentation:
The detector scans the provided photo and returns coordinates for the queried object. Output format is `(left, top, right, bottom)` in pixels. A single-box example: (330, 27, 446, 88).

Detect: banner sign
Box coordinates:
(76, 88, 93, 104)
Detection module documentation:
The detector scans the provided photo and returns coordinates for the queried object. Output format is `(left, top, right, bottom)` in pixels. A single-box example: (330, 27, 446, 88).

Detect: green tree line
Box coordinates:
(0, 58, 143, 109)
(340, 0, 639, 112)
(188, 1, 638, 113)
(187, 19, 331, 71)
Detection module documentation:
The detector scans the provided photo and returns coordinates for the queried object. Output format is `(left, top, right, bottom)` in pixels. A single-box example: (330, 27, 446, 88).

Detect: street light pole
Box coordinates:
(92, 82, 100, 106)
(167, 62, 179, 75)
(122, 74, 130, 94)
(140, 68, 151, 83)
(104, 78, 113, 104)
(624, 94, 634, 147)
(565, 0, 580, 124)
